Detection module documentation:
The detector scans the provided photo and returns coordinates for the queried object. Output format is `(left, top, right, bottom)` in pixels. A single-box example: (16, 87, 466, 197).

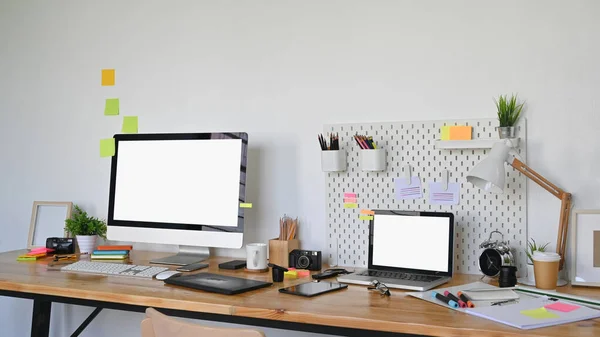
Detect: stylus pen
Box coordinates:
(444, 291, 467, 308)
(457, 291, 475, 308)
(431, 291, 458, 308)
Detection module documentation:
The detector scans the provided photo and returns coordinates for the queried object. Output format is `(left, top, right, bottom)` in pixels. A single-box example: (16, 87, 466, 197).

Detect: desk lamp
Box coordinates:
(466, 141, 572, 271)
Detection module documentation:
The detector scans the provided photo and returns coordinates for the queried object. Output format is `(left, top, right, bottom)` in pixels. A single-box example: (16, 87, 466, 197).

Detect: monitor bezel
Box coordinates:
(367, 210, 454, 277)
(107, 132, 248, 234)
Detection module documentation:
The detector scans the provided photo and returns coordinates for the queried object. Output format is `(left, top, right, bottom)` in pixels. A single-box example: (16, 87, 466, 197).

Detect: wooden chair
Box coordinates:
(141, 308, 266, 337)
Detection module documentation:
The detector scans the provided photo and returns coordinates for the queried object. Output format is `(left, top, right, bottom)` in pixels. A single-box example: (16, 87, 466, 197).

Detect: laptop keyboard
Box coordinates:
(358, 270, 442, 283)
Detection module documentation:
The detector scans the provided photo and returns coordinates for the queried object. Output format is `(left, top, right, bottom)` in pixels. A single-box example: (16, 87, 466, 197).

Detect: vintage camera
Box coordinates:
(289, 249, 322, 271)
(46, 237, 75, 254)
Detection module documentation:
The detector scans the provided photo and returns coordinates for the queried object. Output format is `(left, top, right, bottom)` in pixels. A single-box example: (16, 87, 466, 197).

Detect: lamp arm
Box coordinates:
(510, 158, 572, 270)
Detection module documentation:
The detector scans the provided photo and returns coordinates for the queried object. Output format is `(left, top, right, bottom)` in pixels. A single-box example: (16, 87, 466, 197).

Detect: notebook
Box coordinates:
(466, 297, 600, 329)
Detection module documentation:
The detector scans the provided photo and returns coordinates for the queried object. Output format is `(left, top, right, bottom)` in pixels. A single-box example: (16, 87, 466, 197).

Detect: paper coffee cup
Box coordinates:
(532, 251, 560, 290)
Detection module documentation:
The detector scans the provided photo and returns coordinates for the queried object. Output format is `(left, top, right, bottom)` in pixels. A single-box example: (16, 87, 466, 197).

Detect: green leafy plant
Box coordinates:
(526, 238, 550, 264)
(495, 94, 525, 127)
(64, 205, 107, 239)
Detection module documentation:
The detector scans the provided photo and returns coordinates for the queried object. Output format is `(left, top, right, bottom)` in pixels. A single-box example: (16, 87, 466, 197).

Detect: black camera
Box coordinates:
(289, 249, 322, 271)
(46, 237, 75, 254)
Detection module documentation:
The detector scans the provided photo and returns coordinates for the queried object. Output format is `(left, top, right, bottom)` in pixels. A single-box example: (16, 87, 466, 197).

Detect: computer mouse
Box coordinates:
(155, 270, 181, 281)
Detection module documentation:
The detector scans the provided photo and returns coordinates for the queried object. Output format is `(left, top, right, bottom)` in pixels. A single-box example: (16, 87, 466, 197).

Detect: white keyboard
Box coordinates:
(61, 261, 169, 279)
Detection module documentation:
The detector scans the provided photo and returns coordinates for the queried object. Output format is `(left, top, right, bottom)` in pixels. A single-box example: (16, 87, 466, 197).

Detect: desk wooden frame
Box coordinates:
(1, 250, 600, 337)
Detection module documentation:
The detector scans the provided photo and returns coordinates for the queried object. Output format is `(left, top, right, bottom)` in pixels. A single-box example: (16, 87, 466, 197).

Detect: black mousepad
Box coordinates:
(279, 281, 348, 297)
(164, 272, 272, 295)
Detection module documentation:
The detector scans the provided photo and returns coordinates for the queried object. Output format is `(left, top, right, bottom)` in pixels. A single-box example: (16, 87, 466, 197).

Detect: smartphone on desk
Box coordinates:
(176, 262, 209, 272)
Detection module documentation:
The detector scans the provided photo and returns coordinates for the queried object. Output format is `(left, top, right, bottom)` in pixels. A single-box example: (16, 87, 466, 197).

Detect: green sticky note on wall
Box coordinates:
(104, 98, 119, 116)
(441, 126, 450, 140)
(344, 203, 358, 208)
(240, 203, 253, 208)
(359, 215, 374, 221)
(100, 138, 115, 157)
(122, 116, 138, 134)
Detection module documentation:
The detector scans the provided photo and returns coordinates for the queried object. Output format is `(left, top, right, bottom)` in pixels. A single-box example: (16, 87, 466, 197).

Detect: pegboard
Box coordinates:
(324, 119, 527, 275)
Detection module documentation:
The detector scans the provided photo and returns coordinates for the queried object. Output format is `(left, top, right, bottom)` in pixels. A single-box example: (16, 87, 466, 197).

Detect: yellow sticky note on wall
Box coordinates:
(449, 126, 472, 140)
(104, 98, 119, 116)
(359, 215, 374, 221)
(100, 138, 115, 157)
(122, 116, 138, 134)
(240, 203, 253, 208)
(102, 69, 115, 86)
(441, 126, 450, 140)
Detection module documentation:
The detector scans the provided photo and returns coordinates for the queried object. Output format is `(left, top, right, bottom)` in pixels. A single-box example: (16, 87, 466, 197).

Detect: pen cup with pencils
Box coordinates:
(321, 150, 347, 172)
(269, 215, 300, 268)
(360, 149, 386, 172)
(318, 133, 347, 172)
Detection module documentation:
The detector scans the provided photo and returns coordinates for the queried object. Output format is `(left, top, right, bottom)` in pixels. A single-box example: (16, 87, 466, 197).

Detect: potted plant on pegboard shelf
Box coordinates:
(525, 238, 550, 285)
(64, 205, 107, 255)
(495, 94, 524, 139)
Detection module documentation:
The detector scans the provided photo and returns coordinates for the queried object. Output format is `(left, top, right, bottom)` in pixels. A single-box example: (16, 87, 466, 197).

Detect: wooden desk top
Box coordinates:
(1, 250, 600, 337)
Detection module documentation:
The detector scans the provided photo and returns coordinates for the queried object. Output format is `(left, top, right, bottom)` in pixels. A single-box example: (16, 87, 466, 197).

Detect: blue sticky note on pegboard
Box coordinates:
(395, 176, 423, 200)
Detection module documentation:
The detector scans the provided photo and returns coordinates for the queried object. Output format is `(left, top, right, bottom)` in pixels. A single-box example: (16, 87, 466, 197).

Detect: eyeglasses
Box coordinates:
(368, 279, 391, 297)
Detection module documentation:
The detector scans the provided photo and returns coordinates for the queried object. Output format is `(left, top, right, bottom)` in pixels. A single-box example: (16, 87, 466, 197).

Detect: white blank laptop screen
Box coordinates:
(113, 139, 242, 227)
(372, 214, 450, 272)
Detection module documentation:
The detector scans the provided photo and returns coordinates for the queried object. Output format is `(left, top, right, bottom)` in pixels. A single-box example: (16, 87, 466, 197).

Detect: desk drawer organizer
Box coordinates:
(324, 118, 527, 274)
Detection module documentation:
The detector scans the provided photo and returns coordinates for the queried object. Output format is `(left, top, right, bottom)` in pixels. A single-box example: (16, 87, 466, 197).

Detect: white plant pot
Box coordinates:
(527, 263, 535, 283)
(76, 235, 97, 255)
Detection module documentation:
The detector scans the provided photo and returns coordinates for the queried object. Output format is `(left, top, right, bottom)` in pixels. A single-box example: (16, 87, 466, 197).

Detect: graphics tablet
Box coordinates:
(164, 272, 272, 295)
(279, 282, 348, 297)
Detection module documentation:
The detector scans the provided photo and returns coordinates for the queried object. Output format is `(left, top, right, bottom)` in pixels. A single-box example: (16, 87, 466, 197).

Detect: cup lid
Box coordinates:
(532, 251, 561, 262)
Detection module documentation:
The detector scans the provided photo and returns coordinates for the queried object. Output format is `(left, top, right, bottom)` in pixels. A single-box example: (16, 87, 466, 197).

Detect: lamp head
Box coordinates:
(467, 141, 513, 194)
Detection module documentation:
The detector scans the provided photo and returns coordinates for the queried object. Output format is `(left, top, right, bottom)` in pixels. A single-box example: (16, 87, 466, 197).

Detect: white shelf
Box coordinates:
(435, 138, 520, 150)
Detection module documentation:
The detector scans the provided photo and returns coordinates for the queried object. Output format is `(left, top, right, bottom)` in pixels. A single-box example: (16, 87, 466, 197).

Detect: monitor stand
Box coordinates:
(149, 246, 210, 266)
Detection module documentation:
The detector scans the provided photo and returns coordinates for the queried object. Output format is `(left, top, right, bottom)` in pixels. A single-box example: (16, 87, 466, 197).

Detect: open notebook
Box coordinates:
(466, 297, 600, 329)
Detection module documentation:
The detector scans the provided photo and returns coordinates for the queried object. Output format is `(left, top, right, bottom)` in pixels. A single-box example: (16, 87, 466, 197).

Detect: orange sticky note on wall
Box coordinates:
(102, 69, 115, 86)
(449, 126, 472, 140)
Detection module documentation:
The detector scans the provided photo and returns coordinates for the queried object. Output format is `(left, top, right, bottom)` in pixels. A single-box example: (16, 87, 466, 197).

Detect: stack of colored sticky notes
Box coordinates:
(17, 247, 56, 261)
(440, 125, 472, 140)
(287, 268, 310, 277)
(343, 192, 358, 208)
(91, 245, 132, 260)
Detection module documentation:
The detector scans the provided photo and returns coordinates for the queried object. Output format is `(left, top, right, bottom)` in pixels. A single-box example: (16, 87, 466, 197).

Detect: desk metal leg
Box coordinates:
(31, 299, 52, 337)
(70, 307, 103, 337)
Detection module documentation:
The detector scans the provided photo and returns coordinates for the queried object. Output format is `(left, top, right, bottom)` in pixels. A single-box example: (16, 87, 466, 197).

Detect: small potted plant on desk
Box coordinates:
(495, 93, 525, 139)
(525, 238, 550, 284)
(64, 205, 107, 255)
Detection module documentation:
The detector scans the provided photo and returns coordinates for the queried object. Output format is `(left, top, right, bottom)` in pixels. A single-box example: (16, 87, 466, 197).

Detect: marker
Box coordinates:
(457, 291, 475, 308)
(444, 291, 467, 308)
(431, 291, 458, 308)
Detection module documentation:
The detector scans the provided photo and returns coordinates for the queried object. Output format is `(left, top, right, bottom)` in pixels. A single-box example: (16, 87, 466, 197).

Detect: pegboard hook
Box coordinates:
(404, 164, 412, 184)
(442, 169, 449, 191)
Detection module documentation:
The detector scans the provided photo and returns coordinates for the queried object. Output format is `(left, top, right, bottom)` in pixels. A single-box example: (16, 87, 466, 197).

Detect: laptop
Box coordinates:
(337, 210, 454, 291)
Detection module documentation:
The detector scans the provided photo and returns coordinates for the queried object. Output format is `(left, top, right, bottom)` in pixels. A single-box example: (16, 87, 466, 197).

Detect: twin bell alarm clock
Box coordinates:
(478, 230, 515, 277)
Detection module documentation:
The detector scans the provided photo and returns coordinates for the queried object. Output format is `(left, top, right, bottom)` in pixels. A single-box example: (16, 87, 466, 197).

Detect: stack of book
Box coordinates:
(90, 245, 132, 260)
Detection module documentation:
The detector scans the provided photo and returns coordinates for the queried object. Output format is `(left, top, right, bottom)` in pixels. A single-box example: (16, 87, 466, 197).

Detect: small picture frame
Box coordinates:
(28, 201, 73, 249)
(571, 209, 600, 287)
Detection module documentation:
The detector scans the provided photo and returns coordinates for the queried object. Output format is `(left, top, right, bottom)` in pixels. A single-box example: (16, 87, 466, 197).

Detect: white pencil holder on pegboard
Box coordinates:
(360, 148, 386, 172)
(321, 150, 347, 172)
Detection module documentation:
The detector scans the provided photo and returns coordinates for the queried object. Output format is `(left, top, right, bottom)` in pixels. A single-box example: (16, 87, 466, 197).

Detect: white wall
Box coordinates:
(1, 1, 599, 336)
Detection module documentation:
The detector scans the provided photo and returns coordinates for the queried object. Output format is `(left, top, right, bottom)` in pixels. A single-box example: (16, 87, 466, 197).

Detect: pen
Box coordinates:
(457, 291, 475, 308)
(491, 299, 518, 306)
(444, 291, 467, 308)
(431, 291, 458, 308)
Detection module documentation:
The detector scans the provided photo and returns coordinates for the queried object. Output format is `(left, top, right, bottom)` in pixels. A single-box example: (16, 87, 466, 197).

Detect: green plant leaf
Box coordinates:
(64, 204, 107, 239)
(495, 93, 525, 127)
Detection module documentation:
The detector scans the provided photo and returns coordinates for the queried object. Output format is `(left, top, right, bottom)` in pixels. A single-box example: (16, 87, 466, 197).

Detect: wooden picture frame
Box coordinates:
(27, 201, 73, 249)
(570, 209, 600, 287)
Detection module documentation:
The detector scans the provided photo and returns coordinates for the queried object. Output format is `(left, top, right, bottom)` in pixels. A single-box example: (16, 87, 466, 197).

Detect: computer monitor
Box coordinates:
(107, 132, 248, 265)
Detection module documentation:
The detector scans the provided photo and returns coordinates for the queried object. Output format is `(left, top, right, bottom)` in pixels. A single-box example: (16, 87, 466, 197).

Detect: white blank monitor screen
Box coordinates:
(372, 214, 451, 272)
(112, 138, 242, 227)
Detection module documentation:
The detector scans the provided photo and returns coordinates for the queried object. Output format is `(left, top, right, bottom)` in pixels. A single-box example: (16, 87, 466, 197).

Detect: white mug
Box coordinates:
(246, 243, 268, 270)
